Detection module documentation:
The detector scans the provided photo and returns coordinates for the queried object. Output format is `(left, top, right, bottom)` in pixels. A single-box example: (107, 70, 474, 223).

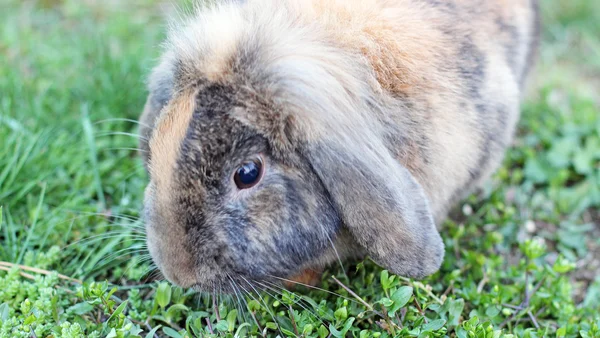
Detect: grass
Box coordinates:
(0, 0, 599, 337)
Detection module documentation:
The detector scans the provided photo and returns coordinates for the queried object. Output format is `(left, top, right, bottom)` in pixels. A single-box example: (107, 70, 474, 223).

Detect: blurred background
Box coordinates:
(0, 0, 599, 336)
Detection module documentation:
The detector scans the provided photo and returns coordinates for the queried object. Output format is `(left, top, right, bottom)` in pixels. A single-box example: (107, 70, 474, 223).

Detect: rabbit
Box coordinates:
(138, 0, 540, 291)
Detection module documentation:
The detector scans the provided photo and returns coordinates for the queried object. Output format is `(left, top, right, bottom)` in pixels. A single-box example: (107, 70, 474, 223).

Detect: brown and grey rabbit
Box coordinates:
(138, 0, 540, 290)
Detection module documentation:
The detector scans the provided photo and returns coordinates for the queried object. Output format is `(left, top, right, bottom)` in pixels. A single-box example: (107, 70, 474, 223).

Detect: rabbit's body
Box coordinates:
(140, 0, 539, 290)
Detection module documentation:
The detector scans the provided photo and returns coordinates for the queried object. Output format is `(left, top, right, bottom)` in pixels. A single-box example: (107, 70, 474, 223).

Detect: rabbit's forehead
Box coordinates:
(173, 83, 265, 192)
(149, 82, 258, 200)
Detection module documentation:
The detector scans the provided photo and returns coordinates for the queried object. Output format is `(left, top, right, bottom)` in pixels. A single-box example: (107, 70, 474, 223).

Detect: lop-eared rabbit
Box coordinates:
(138, 0, 540, 291)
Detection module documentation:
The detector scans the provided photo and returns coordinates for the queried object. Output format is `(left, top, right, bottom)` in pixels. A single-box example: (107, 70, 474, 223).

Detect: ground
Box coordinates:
(0, 0, 599, 337)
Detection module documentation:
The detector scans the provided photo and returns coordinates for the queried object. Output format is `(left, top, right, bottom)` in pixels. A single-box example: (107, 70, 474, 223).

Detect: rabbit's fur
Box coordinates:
(139, 0, 539, 290)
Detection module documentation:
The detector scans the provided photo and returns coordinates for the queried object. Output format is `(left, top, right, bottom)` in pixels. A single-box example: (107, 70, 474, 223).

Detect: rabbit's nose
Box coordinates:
(166, 269, 197, 289)
(146, 225, 198, 288)
(151, 246, 198, 288)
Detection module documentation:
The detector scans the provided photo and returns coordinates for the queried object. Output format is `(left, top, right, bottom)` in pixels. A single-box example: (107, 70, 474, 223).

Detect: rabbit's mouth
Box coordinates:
(187, 274, 271, 295)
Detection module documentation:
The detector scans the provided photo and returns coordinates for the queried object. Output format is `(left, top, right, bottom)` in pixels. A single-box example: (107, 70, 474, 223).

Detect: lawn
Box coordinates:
(0, 0, 599, 337)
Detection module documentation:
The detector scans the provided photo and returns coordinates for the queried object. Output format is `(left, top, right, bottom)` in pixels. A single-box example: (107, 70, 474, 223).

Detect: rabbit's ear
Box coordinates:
(302, 136, 444, 279)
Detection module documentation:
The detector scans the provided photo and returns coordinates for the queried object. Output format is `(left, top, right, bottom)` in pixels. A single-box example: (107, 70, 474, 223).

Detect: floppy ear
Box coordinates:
(301, 135, 444, 279)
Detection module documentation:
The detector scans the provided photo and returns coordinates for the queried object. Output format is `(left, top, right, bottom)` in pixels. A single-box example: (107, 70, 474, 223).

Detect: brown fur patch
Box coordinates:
(284, 269, 323, 289)
(323, 2, 450, 94)
(149, 88, 197, 192)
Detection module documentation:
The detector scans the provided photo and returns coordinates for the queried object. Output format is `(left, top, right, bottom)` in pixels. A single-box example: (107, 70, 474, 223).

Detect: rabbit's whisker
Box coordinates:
(60, 210, 142, 223)
(227, 275, 249, 324)
(66, 233, 146, 248)
(320, 220, 347, 279)
(231, 278, 265, 336)
(97, 245, 148, 266)
(256, 279, 326, 325)
(95, 131, 147, 141)
(240, 277, 285, 338)
(93, 118, 152, 129)
(266, 274, 362, 306)
(102, 147, 147, 153)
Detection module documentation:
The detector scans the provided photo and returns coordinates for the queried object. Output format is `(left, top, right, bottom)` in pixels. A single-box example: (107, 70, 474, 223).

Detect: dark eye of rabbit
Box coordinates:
(234, 157, 264, 189)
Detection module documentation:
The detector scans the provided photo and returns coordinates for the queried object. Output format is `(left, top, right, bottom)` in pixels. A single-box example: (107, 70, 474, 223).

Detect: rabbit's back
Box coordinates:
(313, 0, 540, 220)
(246, 0, 539, 220)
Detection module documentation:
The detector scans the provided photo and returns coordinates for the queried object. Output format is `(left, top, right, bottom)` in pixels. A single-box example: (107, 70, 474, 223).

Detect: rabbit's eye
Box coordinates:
(234, 156, 264, 189)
